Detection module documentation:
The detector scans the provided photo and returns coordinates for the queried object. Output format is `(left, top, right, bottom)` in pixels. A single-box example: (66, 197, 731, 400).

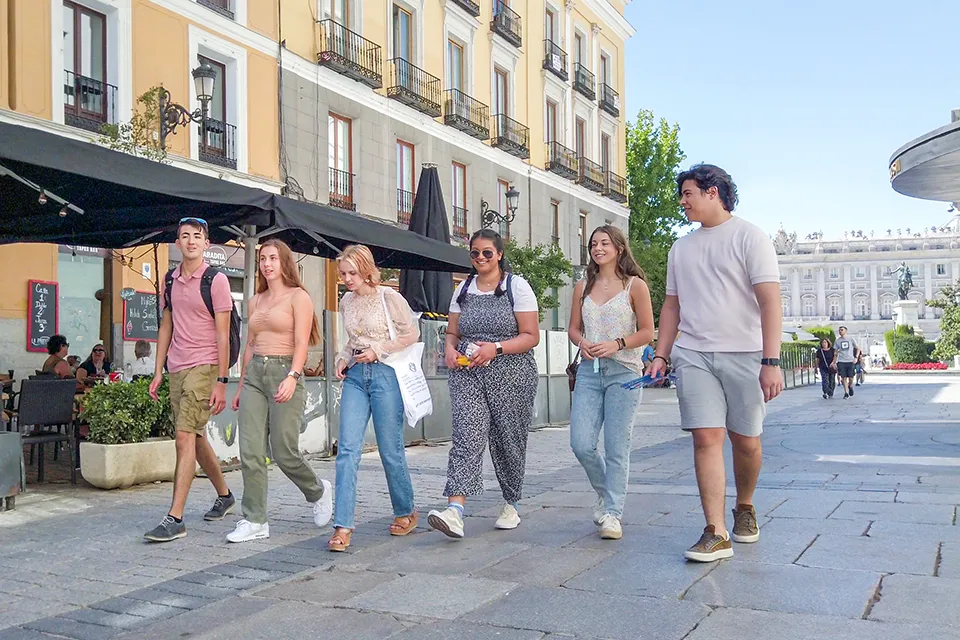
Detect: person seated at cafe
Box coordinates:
(130, 340, 155, 379)
(76, 344, 112, 383)
(66, 355, 81, 375)
(42, 335, 73, 379)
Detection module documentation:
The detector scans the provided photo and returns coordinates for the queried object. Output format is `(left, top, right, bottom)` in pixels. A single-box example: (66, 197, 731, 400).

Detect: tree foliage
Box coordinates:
(625, 109, 687, 322)
(928, 279, 960, 361)
(805, 326, 837, 346)
(506, 239, 574, 322)
(98, 86, 168, 163)
(884, 325, 933, 364)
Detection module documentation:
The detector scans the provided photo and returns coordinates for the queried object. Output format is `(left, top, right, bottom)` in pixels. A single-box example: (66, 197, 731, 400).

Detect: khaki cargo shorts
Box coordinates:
(169, 364, 217, 436)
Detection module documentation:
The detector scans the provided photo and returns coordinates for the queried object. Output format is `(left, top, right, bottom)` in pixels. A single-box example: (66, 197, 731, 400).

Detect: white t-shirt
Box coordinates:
(449, 274, 538, 314)
(666, 216, 780, 352)
(129, 356, 155, 377)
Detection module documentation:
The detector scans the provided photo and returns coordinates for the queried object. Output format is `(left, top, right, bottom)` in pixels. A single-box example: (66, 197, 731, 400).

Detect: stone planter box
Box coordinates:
(80, 438, 176, 490)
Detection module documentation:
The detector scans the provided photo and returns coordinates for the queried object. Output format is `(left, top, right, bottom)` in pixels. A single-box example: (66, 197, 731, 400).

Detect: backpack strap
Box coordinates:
(505, 273, 515, 308)
(199, 267, 221, 318)
(456, 274, 475, 307)
(163, 269, 176, 312)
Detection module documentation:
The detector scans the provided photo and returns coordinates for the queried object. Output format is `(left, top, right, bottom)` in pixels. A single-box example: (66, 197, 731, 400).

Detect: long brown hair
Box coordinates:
(582, 225, 646, 300)
(256, 239, 321, 346)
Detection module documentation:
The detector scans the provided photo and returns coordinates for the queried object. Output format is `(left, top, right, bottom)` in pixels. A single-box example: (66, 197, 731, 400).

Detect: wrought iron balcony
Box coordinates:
(330, 168, 356, 211)
(450, 0, 480, 17)
(491, 0, 522, 48)
(542, 40, 568, 81)
(317, 20, 383, 89)
(63, 70, 117, 133)
(605, 171, 627, 203)
(388, 58, 442, 117)
(198, 117, 237, 170)
(452, 206, 469, 239)
(577, 157, 605, 193)
(397, 189, 414, 225)
(580, 245, 590, 265)
(198, 0, 233, 19)
(444, 89, 489, 140)
(545, 141, 578, 180)
(599, 83, 620, 117)
(573, 63, 596, 100)
(490, 114, 530, 159)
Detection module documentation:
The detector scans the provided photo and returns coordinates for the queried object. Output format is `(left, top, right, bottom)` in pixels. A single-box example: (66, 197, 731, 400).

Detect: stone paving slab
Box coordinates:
(342, 573, 518, 620)
(829, 500, 955, 524)
(473, 545, 612, 587)
(563, 548, 715, 599)
(391, 621, 546, 639)
(868, 574, 960, 626)
(796, 533, 940, 575)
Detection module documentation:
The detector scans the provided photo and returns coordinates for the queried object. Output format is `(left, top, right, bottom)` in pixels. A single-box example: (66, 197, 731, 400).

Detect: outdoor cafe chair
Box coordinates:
(13, 378, 78, 484)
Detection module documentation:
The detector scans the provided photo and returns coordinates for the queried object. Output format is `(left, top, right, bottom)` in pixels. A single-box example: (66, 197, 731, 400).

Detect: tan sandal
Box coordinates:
(389, 511, 419, 536)
(327, 528, 352, 552)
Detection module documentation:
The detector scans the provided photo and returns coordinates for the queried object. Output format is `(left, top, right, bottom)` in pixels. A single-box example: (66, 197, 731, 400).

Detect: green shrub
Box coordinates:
(805, 326, 836, 346)
(884, 326, 930, 364)
(83, 377, 173, 445)
(781, 341, 818, 366)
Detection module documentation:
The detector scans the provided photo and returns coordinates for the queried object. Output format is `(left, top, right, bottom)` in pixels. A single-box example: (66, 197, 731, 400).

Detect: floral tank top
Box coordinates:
(581, 277, 644, 373)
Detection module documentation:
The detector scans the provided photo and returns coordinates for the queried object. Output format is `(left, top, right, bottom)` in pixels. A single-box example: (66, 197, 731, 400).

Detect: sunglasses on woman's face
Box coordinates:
(469, 249, 496, 260)
(93, 349, 105, 354)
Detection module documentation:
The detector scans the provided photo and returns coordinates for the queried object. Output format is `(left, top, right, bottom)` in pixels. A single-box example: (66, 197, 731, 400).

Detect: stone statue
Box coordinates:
(894, 262, 913, 300)
(772, 225, 798, 255)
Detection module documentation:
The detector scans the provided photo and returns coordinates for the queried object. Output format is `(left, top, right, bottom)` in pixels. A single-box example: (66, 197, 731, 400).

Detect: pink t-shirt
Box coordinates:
(163, 263, 234, 374)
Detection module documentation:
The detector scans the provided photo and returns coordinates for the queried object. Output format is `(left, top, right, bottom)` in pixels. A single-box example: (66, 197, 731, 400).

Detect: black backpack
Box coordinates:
(164, 267, 241, 368)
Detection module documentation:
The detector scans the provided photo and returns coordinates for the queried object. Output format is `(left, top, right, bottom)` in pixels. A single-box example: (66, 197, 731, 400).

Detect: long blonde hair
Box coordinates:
(257, 239, 321, 346)
(336, 244, 382, 286)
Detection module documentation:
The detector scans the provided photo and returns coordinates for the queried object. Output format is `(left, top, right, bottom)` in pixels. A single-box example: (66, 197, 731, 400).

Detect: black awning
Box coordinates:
(0, 121, 471, 272)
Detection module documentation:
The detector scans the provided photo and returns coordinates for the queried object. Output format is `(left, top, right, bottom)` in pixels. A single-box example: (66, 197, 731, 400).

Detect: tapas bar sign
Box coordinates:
(27, 280, 59, 353)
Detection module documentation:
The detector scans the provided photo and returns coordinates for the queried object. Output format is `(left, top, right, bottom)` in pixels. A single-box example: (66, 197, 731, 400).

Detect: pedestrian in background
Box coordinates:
(328, 244, 419, 552)
(815, 338, 837, 399)
(429, 230, 540, 538)
(228, 239, 332, 544)
(568, 225, 655, 540)
(835, 326, 860, 399)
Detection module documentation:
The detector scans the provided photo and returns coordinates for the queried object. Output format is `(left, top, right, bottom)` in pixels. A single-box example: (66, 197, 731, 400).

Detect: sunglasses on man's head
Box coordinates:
(469, 249, 496, 260)
(180, 217, 208, 226)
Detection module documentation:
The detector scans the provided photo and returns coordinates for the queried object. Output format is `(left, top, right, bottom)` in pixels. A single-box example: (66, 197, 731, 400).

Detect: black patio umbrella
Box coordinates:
(399, 165, 456, 316)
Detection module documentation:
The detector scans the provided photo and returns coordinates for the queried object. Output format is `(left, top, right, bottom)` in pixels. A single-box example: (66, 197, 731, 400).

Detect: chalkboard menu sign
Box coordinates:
(123, 291, 159, 342)
(27, 280, 59, 353)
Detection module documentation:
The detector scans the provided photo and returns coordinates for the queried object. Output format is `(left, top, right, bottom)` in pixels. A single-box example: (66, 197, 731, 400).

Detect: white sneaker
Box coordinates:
(226, 519, 270, 543)
(427, 506, 465, 539)
(598, 514, 622, 540)
(495, 504, 521, 530)
(312, 479, 333, 528)
(593, 495, 605, 526)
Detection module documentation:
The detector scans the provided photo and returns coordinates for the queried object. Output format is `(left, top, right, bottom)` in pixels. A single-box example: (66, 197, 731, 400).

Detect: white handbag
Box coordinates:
(379, 288, 433, 428)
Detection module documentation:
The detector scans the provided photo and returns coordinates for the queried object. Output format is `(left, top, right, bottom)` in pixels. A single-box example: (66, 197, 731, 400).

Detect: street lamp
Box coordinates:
(158, 62, 218, 150)
(480, 185, 520, 228)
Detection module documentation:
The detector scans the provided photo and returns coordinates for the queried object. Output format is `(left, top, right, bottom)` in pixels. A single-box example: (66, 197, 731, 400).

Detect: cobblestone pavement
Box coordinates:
(2, 375, 960, 639)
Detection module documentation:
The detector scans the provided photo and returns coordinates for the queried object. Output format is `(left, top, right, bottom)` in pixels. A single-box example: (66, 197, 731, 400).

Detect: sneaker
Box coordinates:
(144, 515, 186, 543)
(427, 506, 465, 539)
(684, 526, 733, 562)
(204, 493, 236, 521)
(731, 505, 760, 543)
(495, 504, 521, 530)
(849, 386, 854, 397)
(593, 495, 605, 526)
(226, 519, 270, 543)
(598, 513, 622, 540)
(823, 393, 828, 399)
(312, 479, 333, 528)
(843, 393, 849, 399)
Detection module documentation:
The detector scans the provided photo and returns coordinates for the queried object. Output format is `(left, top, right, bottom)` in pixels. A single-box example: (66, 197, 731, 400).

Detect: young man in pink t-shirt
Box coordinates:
(144, 218, 235, 543)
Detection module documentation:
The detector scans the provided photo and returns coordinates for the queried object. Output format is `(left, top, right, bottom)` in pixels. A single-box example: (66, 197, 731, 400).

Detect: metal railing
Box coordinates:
(605, 171, 627, 203)
(490, 114, 530, 159)
(599, 83, 620, 117)
(573, 62, 596, 100)
(450, 0, 480, 17)
(63, 70, 117, 133)
(397, 189, 414, 225)
(452, 206, 469, 239)
(329, 168, 356, 211)
(491, 0, 522, 47)
(577, 157, 605, 192)
(780, 343, 817, 389)
(198, 117, 237, 170)
(387, 58, 442, 117)
(198, 0, 233, 19)
(443, 89, 490, 140)
(545, 141, 578, 179)
(542, 40, 568, 81)
(317, 20, 383, 89)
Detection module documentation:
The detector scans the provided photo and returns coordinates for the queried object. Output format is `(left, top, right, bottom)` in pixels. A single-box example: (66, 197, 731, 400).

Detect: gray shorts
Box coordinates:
(836, 362, 855, 378)
(672, 346, 765, 437)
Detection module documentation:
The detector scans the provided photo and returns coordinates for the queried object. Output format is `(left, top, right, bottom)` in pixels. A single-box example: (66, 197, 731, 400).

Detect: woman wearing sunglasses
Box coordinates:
(76, 344, 112, 384)
(428, 229, 540, 538)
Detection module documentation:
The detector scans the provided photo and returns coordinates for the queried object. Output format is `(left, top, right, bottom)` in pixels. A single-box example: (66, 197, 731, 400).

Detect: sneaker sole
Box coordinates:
(732, 531, 760, 543)
(494, 519, 520, 530)
(204, 503, 235, 521)
(684, 547, 734, 562)
(314, 479, 334, 527)
(144, 530, 186, 543)
(226, 531, 270, 543)
(427, 513, 464, 539)
(600, 529, 622, 540)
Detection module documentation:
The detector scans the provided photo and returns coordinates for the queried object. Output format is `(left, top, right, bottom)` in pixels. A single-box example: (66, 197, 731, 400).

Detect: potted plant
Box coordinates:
(79, 377, 176, 489)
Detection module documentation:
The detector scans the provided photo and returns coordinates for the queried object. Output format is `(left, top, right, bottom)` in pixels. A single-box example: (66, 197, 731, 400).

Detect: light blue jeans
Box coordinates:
(569, 358, 642, 518)
(334, 362, 415, 529)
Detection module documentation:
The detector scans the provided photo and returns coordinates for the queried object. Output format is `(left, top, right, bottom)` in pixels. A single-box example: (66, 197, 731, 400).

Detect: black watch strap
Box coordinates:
(216, 376, 229, 384)
(760, 358, 780, 367)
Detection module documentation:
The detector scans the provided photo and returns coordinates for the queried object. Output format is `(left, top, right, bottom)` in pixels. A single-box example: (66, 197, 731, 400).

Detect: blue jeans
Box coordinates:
(334, 362, 415, 529)
(569, 358, 641, 518)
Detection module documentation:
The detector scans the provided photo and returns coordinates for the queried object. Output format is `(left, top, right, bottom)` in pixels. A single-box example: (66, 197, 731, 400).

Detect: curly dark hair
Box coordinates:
(47, 334, 68, 355)
(676, 163, 739, 212)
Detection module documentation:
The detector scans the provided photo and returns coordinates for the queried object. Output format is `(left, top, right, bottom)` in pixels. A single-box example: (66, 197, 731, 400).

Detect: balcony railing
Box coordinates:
(599, 83, 620, 117)
(605, 171, 627, 203)
(452, 206, 469, 239)
(388, 58, 442, 117)
(577, 157, 605, 193)
(329, 168, 356, 211)
(573, 63, 596, 100)
(198, 0, 234, 19)
(397, 189, 414, 225)
(444, 89, 489, 140)
(198, 117, 237, 170)
(491, 0, 522, 48)
(490, 114, 530, 159)
(317, 20, 383, 89)
(830, 314, 844, 321)
(63, 70, 117, 133)
(580, 245, 589, 266)
(545, 141, 578, 180)
(450, 0, 480, 17)
(542, 40, 568, 81)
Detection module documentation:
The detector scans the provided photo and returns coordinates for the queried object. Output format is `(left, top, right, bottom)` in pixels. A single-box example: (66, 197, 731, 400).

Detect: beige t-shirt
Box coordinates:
(666, 216, 780, 353)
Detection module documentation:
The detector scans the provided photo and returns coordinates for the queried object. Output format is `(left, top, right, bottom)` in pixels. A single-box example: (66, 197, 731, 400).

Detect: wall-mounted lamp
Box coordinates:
(480, 185, 520, 228)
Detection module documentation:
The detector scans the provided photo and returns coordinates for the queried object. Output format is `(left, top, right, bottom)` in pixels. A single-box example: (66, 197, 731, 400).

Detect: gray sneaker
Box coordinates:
(144, 515, 186, 542)
(204, 493, 236, 521)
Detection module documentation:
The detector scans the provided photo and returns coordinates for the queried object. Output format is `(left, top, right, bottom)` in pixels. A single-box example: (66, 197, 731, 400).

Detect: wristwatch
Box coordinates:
(760, 358, 780, 367)
(216, 376, 229, 384)
(495, 342, 504, 356)
(287, 370, 302, 380)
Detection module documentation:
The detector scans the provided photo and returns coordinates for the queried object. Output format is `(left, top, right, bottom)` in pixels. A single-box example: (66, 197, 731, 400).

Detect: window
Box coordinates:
(328, 113, 353, 208)
(600, 133, 611, 173)
(829, 267, 839, 280)
(779, 271, 786, 281)
(452, 162, 467, 237)
(937, 263, 947, 276)
(494, 67, 508, 115)
(881, 297, 893, 318)
(63, 1, 107, 127)
(196, 55, 230, 164)
(600, 53, 609, 84)
(782, 299, 790, 317)
(396, 140, 415, 223)
(884, 266, 893, 276)
(574, 32, 583, 65)
(579, 212, 589, 264)
(803, 298, 814, 317)
(393, 4, 412, 60)
(551, 200, 560, 244)
(544, 8, 555, 42)
(803, 268, 813, 280)
(855, 298, 867, 318)
(575, 118, 585, 158)
(829, 298, 841, 319)
(331, 0, 349, 25)
(546, 101, 558, 144)
(447, 40, 464, 91)
(855, 266, 866, 279)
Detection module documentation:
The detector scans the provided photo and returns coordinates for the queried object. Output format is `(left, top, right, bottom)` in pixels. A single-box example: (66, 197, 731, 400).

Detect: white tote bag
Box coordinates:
(379, 288, 433, 428)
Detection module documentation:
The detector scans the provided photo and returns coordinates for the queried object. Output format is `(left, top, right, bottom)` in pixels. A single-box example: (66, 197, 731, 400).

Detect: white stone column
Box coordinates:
(953, 261, 960, 283)
(924, 262, 933, 316)
(816, 267, 826, 316)
(843, 264, 852, 320)
(870, 263, 879, 320)
(791, 268, 801, 317)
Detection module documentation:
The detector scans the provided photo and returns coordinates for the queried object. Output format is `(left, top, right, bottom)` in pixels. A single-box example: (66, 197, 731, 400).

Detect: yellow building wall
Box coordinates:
(0, 0, 9, 110)
(0, 245, 58, 320)
(6, 0, 51, 119)
(247, 52, 279, 180)
(248, 0, 278, 41)
(280, 2, 315, 62)
(111, 245, 170, 321)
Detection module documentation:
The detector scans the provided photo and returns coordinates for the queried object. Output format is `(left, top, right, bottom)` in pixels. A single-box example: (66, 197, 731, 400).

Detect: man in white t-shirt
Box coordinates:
(647, 164, 783, 563)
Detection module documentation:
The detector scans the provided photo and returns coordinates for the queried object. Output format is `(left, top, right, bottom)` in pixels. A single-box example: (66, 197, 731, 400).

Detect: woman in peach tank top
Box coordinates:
(226, 239, 332, 544)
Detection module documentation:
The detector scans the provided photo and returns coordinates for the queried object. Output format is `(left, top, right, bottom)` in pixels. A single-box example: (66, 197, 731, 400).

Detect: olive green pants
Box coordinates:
(238, 355, 324, 524)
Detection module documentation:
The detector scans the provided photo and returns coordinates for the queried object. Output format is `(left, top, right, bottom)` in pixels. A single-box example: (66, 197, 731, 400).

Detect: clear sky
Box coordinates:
(622, 0, 960, 238)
